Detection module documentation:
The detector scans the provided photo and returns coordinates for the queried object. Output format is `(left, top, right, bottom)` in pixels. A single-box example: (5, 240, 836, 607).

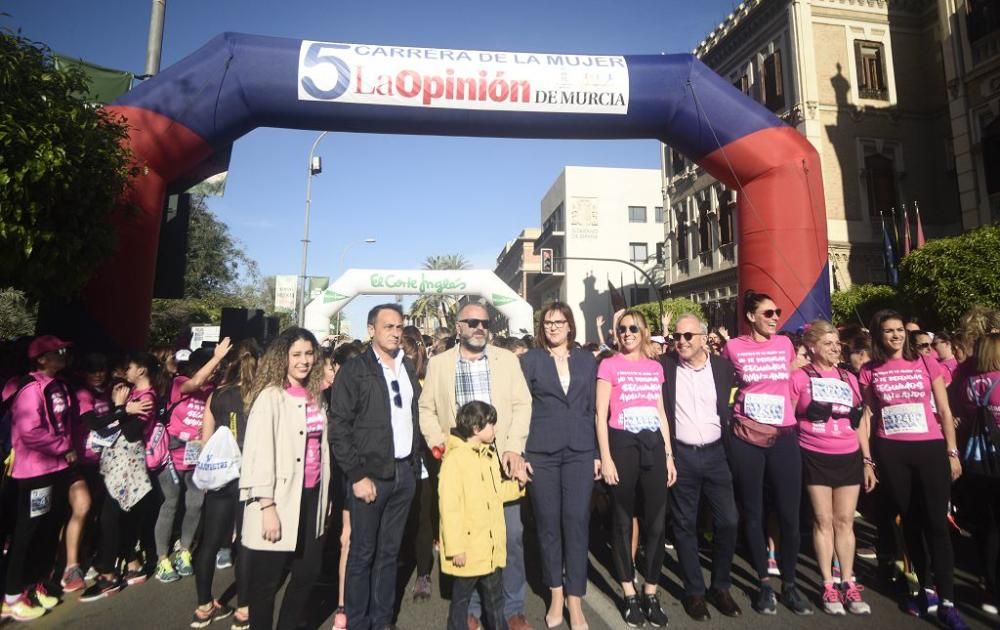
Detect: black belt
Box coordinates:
(675, 439, 723, 451)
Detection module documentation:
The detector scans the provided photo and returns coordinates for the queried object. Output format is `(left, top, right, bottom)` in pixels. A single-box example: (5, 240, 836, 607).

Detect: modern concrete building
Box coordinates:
(660, 0, 964, 330)
(492, 227, 542, 332)
(533, 166, 664, 343)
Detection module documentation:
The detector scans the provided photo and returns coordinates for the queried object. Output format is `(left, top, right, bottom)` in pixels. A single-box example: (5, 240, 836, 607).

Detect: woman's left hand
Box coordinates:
(666, 453, 677, 487)
(949, 456, 962, 481)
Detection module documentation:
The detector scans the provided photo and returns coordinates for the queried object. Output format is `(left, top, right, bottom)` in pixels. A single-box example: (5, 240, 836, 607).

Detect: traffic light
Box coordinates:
(540, 248, 554, 274)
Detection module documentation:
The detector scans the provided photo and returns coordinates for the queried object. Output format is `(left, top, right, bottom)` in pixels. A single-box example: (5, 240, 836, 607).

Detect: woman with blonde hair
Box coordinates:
(240, 328, 330, 630)
(596, 309, 677, 627)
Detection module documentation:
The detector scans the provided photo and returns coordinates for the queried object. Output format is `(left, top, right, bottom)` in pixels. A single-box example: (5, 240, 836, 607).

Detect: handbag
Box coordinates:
(100, 434, 152, 511)
(192, 426, 241, 491)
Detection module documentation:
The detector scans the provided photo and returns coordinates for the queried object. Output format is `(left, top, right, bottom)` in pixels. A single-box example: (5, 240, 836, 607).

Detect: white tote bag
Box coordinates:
(192, 426, 241, 491)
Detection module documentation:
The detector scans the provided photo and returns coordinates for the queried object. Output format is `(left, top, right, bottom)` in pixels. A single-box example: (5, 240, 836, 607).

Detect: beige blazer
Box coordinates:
(419, 345, 532, 455)
(239, 386, 330, 552)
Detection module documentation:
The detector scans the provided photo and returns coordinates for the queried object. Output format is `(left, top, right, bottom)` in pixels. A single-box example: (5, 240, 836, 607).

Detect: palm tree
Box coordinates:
(409, 254, 471, 332)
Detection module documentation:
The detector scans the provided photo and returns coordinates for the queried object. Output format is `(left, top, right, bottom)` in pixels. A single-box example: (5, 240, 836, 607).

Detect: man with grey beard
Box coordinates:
(419, 302, 533, 630)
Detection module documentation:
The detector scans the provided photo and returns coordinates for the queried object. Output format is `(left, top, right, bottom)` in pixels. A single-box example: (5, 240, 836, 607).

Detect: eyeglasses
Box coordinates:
(759, 308, 782, 319)
(617, 325, 640, 334)
(390, 380, 403, 408)
(459, 318, 490, 329)
(672, 332, 706, 342)
(542, 320, 568, 329)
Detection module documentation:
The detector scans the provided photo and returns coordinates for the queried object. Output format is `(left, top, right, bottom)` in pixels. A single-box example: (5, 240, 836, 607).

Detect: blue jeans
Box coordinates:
(345, 461, 417, 629)
(469, 500, 526, 620)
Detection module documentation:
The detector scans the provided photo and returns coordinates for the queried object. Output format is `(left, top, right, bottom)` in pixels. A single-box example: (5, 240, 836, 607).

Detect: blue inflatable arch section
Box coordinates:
(88, 33, 829, 347)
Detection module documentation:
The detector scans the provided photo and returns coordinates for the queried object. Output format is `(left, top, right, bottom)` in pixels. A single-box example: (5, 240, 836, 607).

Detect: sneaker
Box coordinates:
(155, 557, 180, 583)
(190, 601, 234, 629)
(780, 584, 814, 616)
(124, 567, 148, 586)
(841, 581, 871, 615)
(937, 605, 971, 630)
(663, 540, 675, 551)
(1, 594, 46, 621)
(623, 595, 644, 627)
(175, 549, 194, 577)
(332, 607, 347, 630)
(215, 548, 233, 570)
(84, 566, 99, 581)
(412, 574, 431, 601)
(80, 575, 123, 602)
(30, 584, 59, 610)
(924, 588, 940, 614)
(821, 582, 845, 615)
(982, 601, 998, 615)
(61, 565, 86, 593)
(754, 582, 777, 615)
(641, 592, 669, 627)
(231, 608, 250, 630)
(904, 596, 923, 617)
(767, 557, 781, 577)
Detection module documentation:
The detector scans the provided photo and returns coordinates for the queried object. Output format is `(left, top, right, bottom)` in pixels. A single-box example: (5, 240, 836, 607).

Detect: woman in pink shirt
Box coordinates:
(790, 321, 868, 615)
(859, 310, 966, 629)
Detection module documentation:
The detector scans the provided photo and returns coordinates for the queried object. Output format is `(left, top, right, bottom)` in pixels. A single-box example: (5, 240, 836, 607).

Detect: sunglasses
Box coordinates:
(759, 308, 782, 319)
(617, 325, 641, 334)
(915, 342, 932, 350)
(459, 318, 490, 329)
(390, 380, 403, 408)
(672, 332, 706, 342)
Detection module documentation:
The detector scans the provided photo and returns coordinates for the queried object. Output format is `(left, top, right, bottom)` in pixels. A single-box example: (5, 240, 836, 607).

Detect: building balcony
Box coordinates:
(534, 219, 565, 252)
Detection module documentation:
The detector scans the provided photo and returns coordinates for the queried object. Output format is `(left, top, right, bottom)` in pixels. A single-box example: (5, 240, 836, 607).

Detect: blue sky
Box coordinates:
(5, 0, 739, 334)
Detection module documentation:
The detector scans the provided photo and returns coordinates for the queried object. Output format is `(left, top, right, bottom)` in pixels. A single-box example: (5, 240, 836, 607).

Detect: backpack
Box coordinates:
(962, 377, 1000, 478)
(145, 389, 186, 471)
(0, 376, 36, 472)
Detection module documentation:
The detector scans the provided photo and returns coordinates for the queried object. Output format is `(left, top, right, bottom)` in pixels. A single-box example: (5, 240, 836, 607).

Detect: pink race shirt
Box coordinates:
(860, 357, 945, 441)
(74, 386, 111, 465)
(722, 335, 796, 428)
(166, 376, 214, 471)
(287, 385, 324, 488)
(939, 357, 958, 379)
(597, 354, 665, 433)
(790, 367, 861, 455)
(962, 371, 1000, 431)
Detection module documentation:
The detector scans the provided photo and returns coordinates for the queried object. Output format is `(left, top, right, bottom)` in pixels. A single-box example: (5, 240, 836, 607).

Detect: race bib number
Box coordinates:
(811, 378, 853, 407)
(882, 403, 928, 436)
(30, 486, 52, 518)
(743, 393, 786, 425)
(183, 440, 203, 466)
(620, 406, 660, 434)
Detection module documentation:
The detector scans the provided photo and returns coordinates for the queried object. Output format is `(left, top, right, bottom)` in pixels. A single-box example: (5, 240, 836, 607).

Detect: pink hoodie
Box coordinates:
(10, 371, 74, 479)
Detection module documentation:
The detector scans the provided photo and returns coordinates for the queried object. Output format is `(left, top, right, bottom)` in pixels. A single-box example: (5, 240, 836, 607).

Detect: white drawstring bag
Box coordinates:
(192, 426, 241, 491)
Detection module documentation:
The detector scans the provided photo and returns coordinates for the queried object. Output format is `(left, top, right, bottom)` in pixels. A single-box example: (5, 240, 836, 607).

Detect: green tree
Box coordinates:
(830, 283, 901, 327)
(0, 29, 138, 298)
(631, 297, 705, 333)
(0, 287, 37, 339)
(409, 254, 472, 330)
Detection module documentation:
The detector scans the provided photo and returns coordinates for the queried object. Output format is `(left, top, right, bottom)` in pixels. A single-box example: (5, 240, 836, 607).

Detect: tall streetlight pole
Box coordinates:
(298, 131, 329, 326)
(144, 0, 166, 76)
(335, 238, 376, 335)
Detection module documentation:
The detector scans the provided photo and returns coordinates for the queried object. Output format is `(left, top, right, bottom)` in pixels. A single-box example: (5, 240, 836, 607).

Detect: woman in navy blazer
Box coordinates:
(521, 303, 598, 630)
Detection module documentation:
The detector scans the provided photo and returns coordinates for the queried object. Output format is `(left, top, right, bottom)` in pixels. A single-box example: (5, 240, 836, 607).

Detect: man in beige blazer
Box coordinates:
(419, 302, 533, 630)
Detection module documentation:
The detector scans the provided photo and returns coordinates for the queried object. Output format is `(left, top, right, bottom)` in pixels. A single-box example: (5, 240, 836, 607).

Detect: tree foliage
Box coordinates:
(631, 297, 705, 334)
(0, 29, 138, 298)
(0, 288, 36, 339)
(831, 283, 901, 327)
(408, 254, 472, 330)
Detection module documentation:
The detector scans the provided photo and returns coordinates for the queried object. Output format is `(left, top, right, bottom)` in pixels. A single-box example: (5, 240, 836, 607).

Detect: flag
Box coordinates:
(889, 207, 901, 264)
(914, 201, 926, 248)
(880, 210, 899, 286)
(607, 279, 627, 312)
(53, 53, 133, 104)
(902, 204, 912, 256)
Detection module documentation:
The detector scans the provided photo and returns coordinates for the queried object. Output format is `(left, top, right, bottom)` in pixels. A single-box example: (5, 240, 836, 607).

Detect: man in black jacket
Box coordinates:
(661, 313, 742, 622)
(329, 304, 421, 630)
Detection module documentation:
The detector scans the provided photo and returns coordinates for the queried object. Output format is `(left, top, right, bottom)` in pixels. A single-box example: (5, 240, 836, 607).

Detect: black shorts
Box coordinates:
(802, 448, 862, 488)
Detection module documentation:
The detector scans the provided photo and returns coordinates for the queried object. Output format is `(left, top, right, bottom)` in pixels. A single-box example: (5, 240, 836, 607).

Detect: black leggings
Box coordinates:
(874, 438, 955, 600)
(406, 475, 437, 577)
(4, 470, 70, 596)
(608, 428, 667, 585)
(729, 430, 802, 584)
(195, 480, 241, 605)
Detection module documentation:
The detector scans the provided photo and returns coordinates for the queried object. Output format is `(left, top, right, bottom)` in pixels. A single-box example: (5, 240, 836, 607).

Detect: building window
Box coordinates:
(733, 74, 750, 96)
(855, 40, 888, 100)
(655, 242, 665, 264)
(864, 151, 898, 218)
(698, 199, 711, 253)
(720, 196, 735, 245)
(762, 50, 785, 111)
(983, 116, 1000, 195)
(629, 242, 648, 264)
(675, 206, 688, 261)
(654, 206, 664, 223)
(628, 205, 647, 223)
(671, 149, 686, 175)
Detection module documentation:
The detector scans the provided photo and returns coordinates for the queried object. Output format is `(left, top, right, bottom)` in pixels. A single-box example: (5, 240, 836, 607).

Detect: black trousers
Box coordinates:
(245, 486, 325, 630)
(4, 470, 69, 596)
(195, 479, 239, 605)
(93, 488, 156, 575)
(527, 447, 594, 596)
(874, 438, 955, 600)
(608, 429, 668, 585)
(670, 440, 738, 596)
(729, 430, 802, 584)
(448, 569, 506, 630)
(405, 474, 437, 577)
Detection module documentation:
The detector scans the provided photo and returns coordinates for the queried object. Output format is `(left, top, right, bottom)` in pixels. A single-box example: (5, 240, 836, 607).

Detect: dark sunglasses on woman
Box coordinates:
(617, 325, 640, 334)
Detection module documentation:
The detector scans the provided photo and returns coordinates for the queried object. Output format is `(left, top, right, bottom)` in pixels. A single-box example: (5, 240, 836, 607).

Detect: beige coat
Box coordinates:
(419, 345, 532, 455)
(239, 386, 330, 552)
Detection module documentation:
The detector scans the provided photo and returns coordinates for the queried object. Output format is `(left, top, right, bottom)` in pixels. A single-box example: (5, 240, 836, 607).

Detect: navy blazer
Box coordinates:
(520, 347, 598, 455)
(660, 351, 735, 451)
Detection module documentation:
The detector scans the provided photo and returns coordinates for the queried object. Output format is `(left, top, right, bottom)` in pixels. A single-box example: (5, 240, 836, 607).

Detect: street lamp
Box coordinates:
(298, 131, 329, 326)
(335, 238, 377, 335)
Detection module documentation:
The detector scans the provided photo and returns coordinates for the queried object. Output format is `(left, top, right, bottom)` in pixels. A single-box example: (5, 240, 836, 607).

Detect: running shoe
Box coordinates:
(754, 582, 777, 615)
(155, 557, 180, 583)
(642, 592, 669, 627)
(231, 608, 250, 630)
(84, 566, 99, 581)
(767, 557, 780, 577)
(780, 584, 814, 616)
(332, 607, 348, 630)
(412, 574, 431, 601)
(924, 588, 941, 614)
(1, 594, 46, 621)
(937, 605, 971, 630)
(215, 548, 233, 570)
(61, 565, 86, 593)
(80, 575, 123, 602)
(190, 601, 233, 629)
(821, 582, 845, 615)
(30, 584, 59, 610)
(623, 595, 644, 627)
(841, 581, 871, 615)
(175, 549, 194, 577)
(124, 567, 149, 586)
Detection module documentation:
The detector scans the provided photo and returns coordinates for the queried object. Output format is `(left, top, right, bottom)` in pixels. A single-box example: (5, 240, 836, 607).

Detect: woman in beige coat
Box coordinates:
(239, 328, 330, 630)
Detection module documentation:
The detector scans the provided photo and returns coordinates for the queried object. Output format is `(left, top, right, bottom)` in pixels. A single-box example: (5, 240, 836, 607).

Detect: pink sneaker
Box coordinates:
(332, 607, 347, 629)
(822, 582, 845, 615)
(841, 581, 871, 615)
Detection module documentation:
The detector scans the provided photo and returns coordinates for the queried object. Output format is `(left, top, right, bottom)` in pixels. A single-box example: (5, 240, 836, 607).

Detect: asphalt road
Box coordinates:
(11, 513, 999, 630)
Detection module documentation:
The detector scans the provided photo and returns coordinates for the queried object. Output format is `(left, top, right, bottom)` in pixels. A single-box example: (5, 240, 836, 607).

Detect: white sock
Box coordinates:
(4, 594, 20, 604)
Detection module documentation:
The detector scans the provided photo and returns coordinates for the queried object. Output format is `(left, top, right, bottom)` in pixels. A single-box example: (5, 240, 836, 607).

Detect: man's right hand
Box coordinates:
(353, 477, 377, 503)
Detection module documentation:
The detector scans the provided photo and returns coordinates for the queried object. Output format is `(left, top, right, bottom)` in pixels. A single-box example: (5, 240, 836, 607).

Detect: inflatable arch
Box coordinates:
(304, 269, 534, 338)
(92, 33, 830, 348)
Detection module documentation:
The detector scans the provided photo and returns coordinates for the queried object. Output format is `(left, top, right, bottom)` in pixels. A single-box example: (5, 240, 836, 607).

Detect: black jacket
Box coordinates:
(660, 352, 735, 452)
(520, 347, 598, 455)
(328, 347, 422, 483)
